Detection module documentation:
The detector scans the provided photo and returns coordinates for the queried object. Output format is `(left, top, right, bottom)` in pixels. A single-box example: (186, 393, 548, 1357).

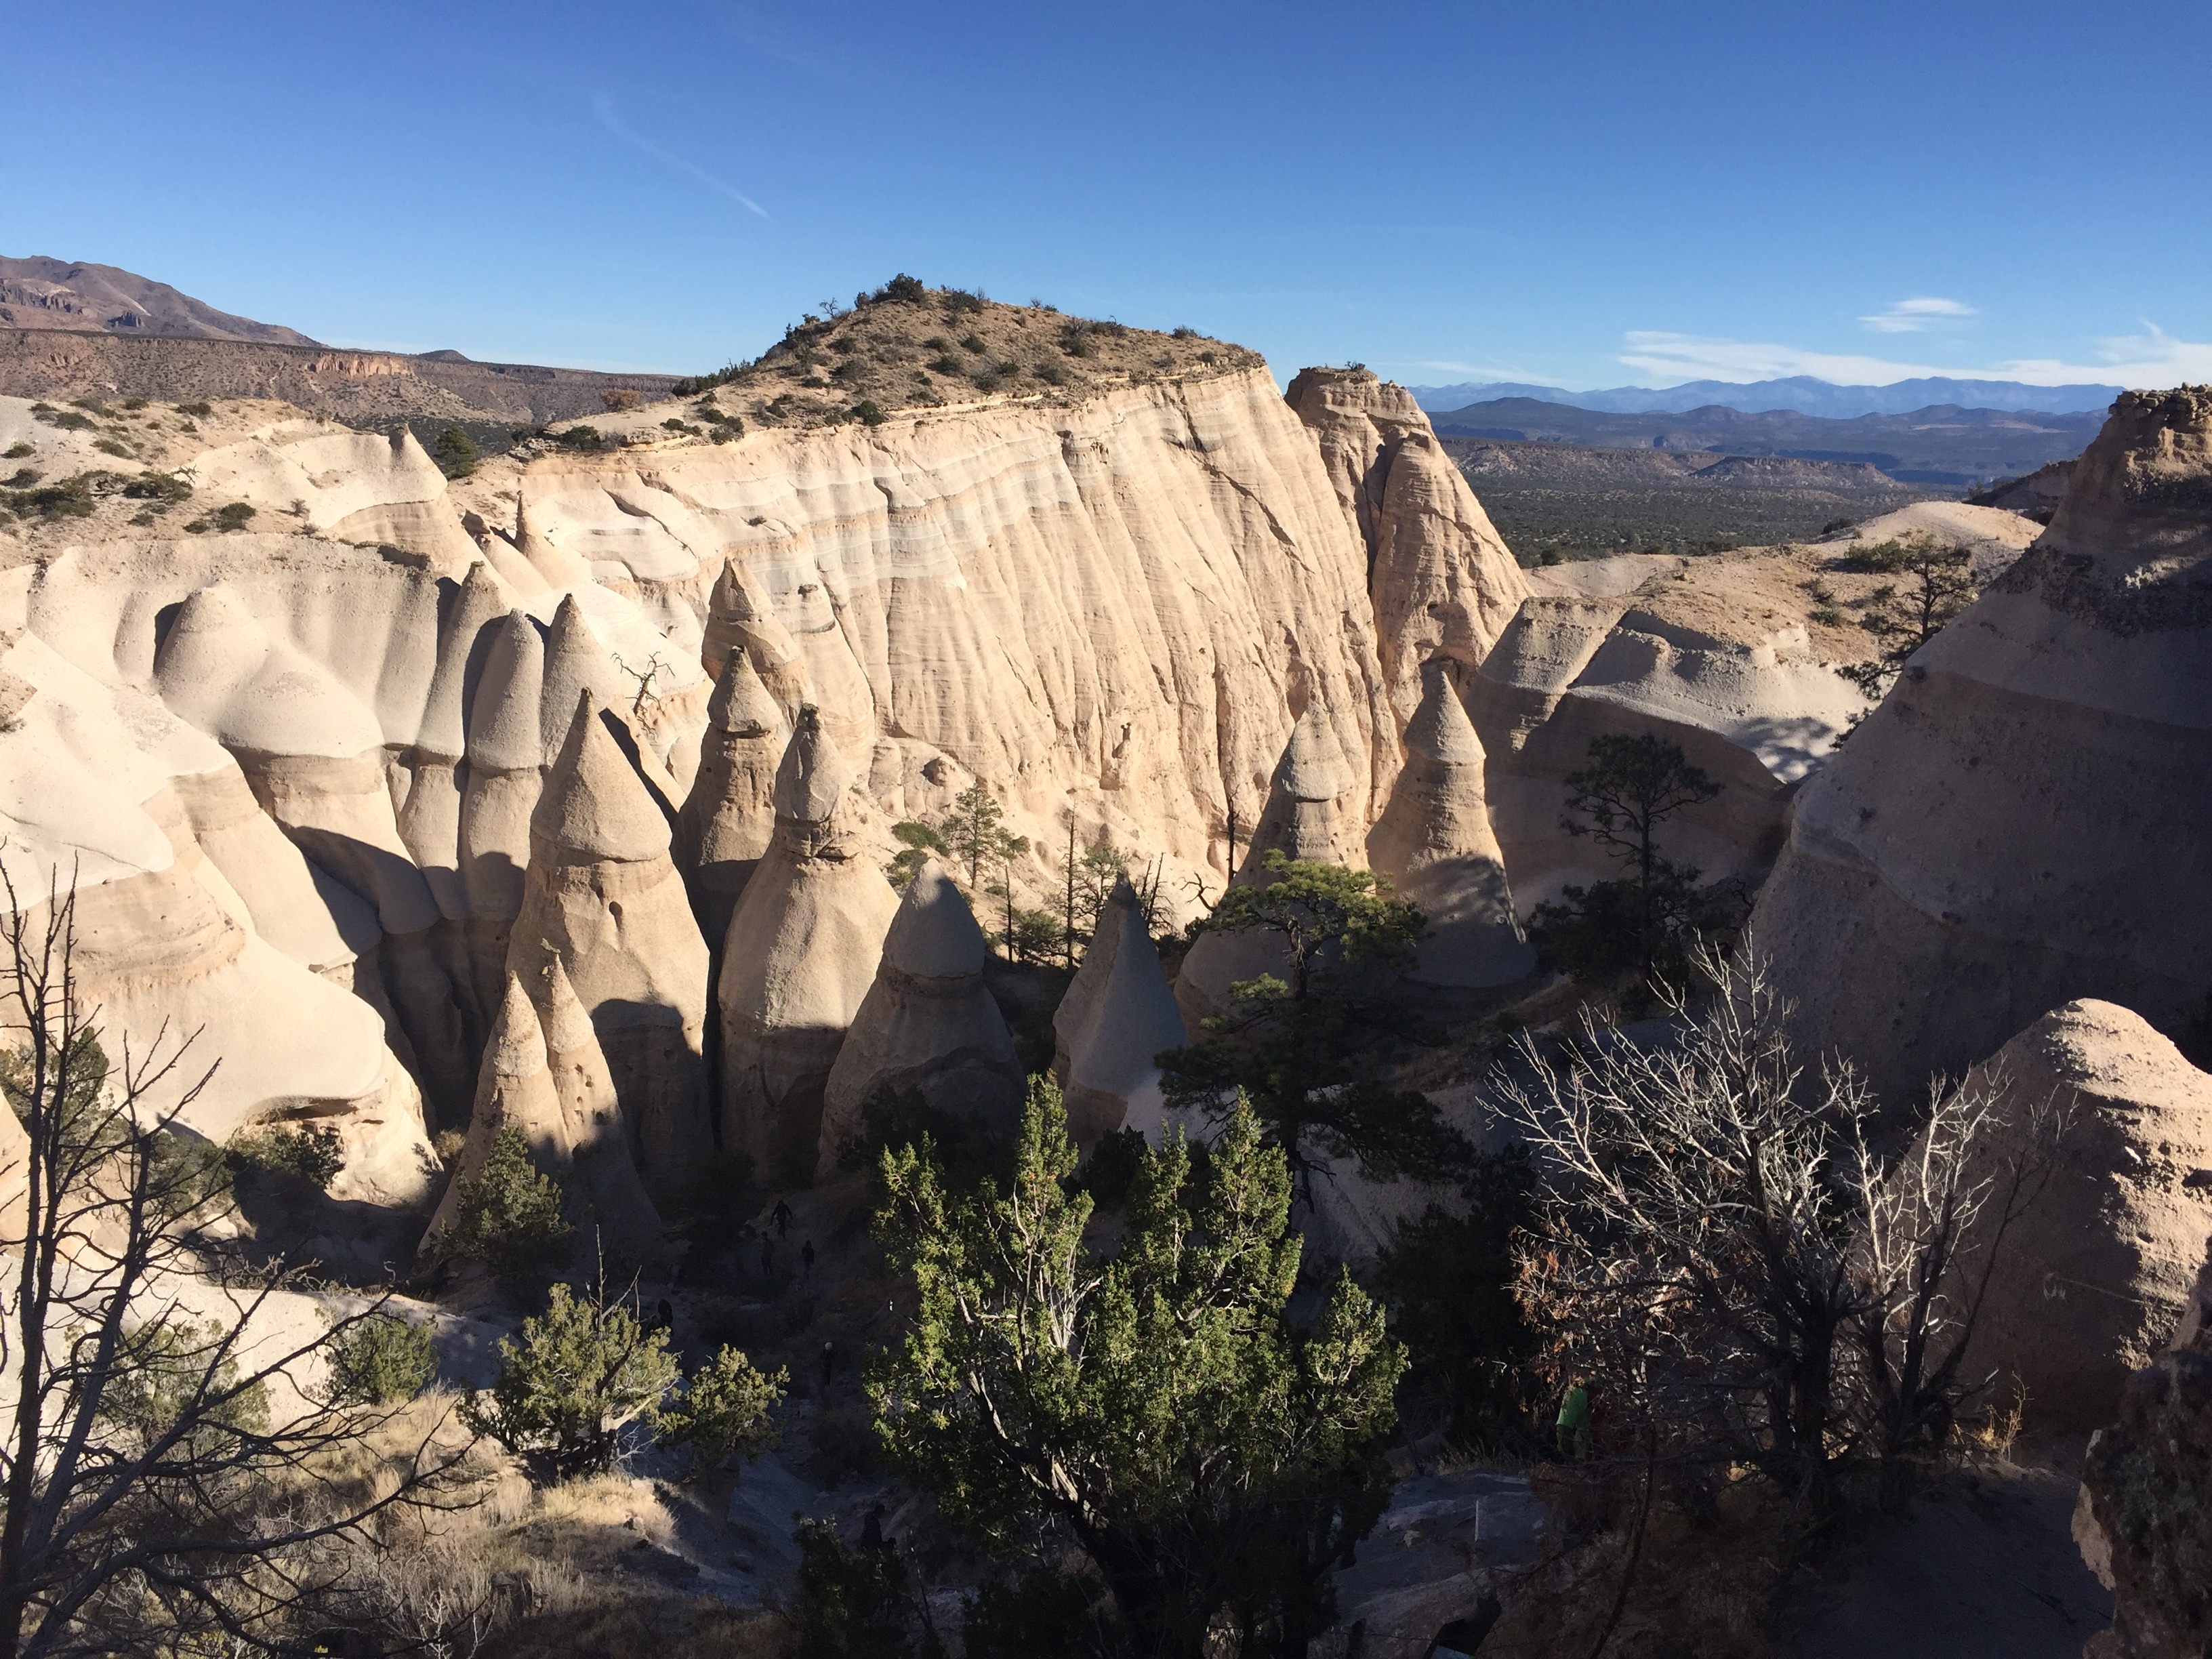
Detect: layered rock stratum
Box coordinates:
(1750, 386, 2212, 1099)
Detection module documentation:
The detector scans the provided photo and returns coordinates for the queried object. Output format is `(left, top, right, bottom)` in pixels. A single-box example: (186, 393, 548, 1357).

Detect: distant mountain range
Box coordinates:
(1406, 374, 2124, 418)
(1427, 398, 2101, 487)
(0, 255, 321, 346)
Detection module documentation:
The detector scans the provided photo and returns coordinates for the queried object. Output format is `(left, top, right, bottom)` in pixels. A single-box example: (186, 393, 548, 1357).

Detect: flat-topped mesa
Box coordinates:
(1053, 874, 1189, 1147)
(1367, 660, 1534, 988)
(675, 647, 790, 947)
(1285, 366, 1530, 729)
(506, 689, 712, 1200)
(1750, 386, 2212, 1099)
(815, 859, 1024, 1176)
(534, 953, 664, 1263)
(423, 973, 571, 1250)
(718, 705, 902, 1185)
(1173, 697, 1367, 1030)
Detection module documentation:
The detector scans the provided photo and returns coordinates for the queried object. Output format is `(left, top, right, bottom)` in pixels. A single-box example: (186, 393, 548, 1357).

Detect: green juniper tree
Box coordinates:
(1158, 852, 1473, 1206)
(868, 1078, 1404, 1659)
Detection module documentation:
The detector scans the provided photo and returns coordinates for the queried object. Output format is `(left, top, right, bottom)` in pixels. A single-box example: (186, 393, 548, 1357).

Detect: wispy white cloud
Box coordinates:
(1860, 295, 1978, 334)
(592, 94, 769, 220)
(1618, 324, 2212, 388)
(1399, 358, 1551, 382)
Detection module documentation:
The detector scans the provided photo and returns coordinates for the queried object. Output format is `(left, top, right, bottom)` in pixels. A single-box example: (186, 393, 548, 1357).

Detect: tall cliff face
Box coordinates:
(1284, 368, 1530, 731)
(506, 367, 1401, 878)
(0, 342, 1536, 1191)
(1749, 387, 2212, 1099)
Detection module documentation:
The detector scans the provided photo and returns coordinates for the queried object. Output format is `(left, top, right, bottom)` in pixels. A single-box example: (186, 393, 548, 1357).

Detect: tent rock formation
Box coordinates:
(816, 859, 1024, 1176)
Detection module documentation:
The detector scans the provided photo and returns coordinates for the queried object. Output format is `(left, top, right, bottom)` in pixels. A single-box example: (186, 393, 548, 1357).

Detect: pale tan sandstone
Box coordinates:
(506, 691, 712, 1200)
(1750, 388, 2212, 1099)
(424, 973, 573, 1249)
(718, 708, 901, 1183)
(513, 368, 1400, 899)
(1286, 367, 1530, 730)
(1173, 695, 1368, 1031)
(533, 954, 664, 1263)
(1366, 659, 1533, 988)
(1054, 874, 1189, 1147)
(1933, 1000, 2212, 1433)
(674, 647, 787, 947)
(816, 859, 1023, 1175)
(180, 420, 480, 567)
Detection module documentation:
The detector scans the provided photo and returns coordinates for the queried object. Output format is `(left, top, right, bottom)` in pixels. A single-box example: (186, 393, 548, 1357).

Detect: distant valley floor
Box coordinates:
(1443, 435, 1953, 559)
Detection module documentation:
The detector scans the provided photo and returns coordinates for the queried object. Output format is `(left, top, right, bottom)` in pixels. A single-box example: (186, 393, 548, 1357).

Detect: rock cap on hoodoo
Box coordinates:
(884, 859, 988, 979)
(2043, 384, 2212, 565)
(710, 645, 784, 737)
(531, 689, 672, 861)
(773, 705, 855, 823)
(1277, 699, 1355, 804)
(1401, 657, 1483, 768)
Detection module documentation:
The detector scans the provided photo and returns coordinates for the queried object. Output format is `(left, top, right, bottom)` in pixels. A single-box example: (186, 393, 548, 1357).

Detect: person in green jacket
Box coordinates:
(1557, 1378, 1591, 1460)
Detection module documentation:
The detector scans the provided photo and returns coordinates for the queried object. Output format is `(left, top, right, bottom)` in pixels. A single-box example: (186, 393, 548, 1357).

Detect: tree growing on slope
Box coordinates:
(1503, 944, 2057, 1509)
(1529, 731, 1725, 1000)
(1158, 852, 1473, 1207)
(1836, 534, 1979, 707)
(868, 1077, 1404, 1658)
(0, 878, 469, 1656)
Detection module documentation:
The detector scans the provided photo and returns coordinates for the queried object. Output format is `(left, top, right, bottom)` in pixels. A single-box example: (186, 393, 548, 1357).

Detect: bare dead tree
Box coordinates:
(1844, 1068, 2062, 1505)
(1501, 943, 2052, 1510)
(0, 869, 474, 1656)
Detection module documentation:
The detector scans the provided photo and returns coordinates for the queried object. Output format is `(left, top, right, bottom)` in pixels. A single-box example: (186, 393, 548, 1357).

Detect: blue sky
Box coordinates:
(9, 1, 2211, 389)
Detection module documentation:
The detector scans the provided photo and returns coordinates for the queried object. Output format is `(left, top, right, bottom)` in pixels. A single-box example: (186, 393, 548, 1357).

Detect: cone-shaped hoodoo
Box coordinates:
(675, 647, 789, 946)
(506, 689, 712, 1200)
(1367, 659, 1532, 987)
(718, 705, 901, 1184)
(422, 972, 571, 1250)
(816, 859, 1023, 1176)
(1053, 874, 1189, 1147)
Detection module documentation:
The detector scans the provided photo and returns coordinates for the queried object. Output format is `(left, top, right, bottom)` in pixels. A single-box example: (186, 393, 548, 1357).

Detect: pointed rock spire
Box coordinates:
(532, 689, 673, 863)
(508, 691, 710, 1200)
(1174, 695, 1366, 1029)
(675, 647, 788, 946)
(419, 560, 514, 762)
(1367, 660, 1532, 988)
(817, 860, 1023, 1175)
(1053, 874, 1189, 1146)
(718, 710, 901, 1183)
(1244, 698, 1364, 869)
(516, 491, 594, 588)
(773, 704, 856, 825)
(537, 595, 630, 766)
(422, 973, 571, 1252)
(702, 557, 803, 691)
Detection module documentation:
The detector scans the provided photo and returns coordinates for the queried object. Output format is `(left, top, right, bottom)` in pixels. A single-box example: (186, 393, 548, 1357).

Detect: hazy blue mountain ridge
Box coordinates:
(1407, 374, 2124, 417)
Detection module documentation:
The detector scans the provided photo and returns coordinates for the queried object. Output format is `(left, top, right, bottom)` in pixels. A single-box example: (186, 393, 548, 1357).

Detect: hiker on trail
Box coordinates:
(759, 1235, 776, 1277)
(771, 1198, 794, 1238)
(801, 1239, 817, 1279)
(1557, 1377, 1591, 1461)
